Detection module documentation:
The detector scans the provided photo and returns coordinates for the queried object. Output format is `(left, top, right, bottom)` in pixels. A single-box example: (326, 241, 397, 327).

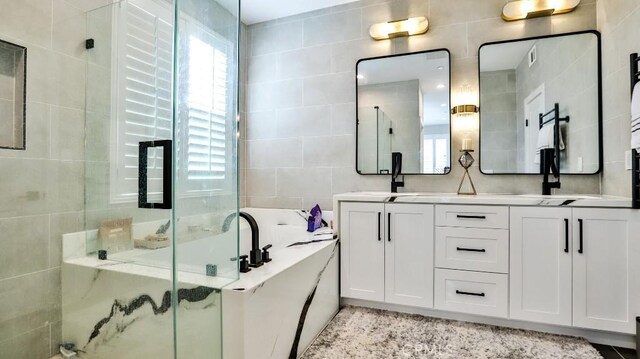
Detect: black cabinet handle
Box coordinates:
(387, 213, 391, 242)
(457, 215, 487, 219)
(138, 140, 172, 209)
(578, 219, 584, 254)
(456, 290, 485, 297)
(456, 247, 486, 253)
(564, 218, 569, 253)
(377, 212, 381, 241)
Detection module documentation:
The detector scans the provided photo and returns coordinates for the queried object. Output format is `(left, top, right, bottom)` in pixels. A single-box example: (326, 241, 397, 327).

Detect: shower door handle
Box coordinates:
(138, 140, 173, 209)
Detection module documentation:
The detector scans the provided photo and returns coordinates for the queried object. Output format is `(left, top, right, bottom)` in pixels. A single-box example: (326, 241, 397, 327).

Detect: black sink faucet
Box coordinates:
(391, 152, 404, 193)
(223, 211, 264, 268)
(541, 148, 561, 195)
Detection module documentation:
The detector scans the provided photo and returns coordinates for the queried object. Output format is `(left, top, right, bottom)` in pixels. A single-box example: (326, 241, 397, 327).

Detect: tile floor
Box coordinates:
(592, 343, 637, 359)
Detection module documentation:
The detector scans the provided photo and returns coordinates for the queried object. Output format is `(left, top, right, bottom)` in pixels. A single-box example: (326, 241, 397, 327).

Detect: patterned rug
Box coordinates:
(302, 306, 602, 359)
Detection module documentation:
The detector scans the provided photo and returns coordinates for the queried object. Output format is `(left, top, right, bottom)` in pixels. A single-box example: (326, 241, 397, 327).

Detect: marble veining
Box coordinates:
(333, 192, 632, 208)
(88, 286, 217, 344)
(288, 242, 338, 358)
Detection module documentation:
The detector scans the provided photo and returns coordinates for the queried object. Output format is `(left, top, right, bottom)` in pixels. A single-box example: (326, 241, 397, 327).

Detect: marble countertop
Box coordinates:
(333, 192, 633, 208)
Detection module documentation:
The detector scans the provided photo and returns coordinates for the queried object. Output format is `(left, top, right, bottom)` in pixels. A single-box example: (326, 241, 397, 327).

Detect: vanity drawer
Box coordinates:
(434, 269, 508, 318)
(435, 228, 509, 273)
(435, 205, 508, 229)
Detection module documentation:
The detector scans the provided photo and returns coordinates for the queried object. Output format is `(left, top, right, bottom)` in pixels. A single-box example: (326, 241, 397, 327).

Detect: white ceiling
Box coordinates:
(480, 40, 536, 72)
(358, 51, 451, 126)
(238, 0, 359, 25)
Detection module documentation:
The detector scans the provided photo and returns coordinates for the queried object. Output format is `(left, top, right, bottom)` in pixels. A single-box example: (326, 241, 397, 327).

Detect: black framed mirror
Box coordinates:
(478, 31, 602, 175)
(356, 49, 452, 175)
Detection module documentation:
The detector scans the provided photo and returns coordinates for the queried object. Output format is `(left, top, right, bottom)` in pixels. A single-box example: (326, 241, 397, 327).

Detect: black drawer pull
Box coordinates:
(387, 212, 391, 242)
(457, 215, 487, 220)
(564, 218, 569, 253)
(456, 290, 485, 297)
(578, 219, 584, 254)
(377, 212, 381, 241)
(456, 247, 486, 253)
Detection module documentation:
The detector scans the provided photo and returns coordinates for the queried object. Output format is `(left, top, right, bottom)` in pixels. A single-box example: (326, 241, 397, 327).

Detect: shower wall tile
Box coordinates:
(0, 0, 87, 355)
(0, 325, 51, 359)
(52, 0, 87, 59)
(50, 106, 85, 161)
(0, 0, 52, 48)
(0, 215, 49, 279)
(245, 0, 601, 210)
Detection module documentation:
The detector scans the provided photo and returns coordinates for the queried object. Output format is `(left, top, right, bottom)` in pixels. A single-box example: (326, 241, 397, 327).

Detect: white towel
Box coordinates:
(536, 123, 565, 151)
(631, 82, 640, 150)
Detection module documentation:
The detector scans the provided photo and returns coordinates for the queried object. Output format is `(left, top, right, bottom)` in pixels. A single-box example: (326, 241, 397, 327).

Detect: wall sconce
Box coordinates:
(502, 0, 581, 21)
(451, 105, 479, 117)
(369, 16, 429, 40)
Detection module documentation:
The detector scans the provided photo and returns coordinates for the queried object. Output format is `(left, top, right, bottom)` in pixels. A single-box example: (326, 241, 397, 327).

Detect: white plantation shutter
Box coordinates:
(110, 0, 233, 202)
(186, 35, 229, 181)
(111, 0, 173, 202)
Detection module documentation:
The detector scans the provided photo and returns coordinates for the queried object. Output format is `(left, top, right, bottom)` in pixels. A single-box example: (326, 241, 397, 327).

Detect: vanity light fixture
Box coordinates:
(369, 16, 429, 40)
(451, 104, 479, 116)
(502, 0, 581, 21)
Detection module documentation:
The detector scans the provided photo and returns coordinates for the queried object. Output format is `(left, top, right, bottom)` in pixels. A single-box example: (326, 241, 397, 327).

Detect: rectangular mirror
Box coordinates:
(479, 31, 601, 174)
(0, 39, 26, 150)
(357, 49, 451, 175)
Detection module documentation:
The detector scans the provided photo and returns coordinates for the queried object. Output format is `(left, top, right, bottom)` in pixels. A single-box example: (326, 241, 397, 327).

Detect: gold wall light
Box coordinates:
(451, 105, 479, 116)
(369, 16, 429, 40)
(502, 0, 581, 21)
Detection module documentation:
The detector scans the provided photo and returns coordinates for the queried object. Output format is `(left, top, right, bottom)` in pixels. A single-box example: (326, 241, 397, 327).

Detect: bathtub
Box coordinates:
(60, 208, 339, 358)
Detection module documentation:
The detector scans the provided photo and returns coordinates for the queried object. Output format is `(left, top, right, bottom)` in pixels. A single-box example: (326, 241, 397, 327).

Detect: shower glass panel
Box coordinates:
(61, 0, 239, 357)
(378, 111, 392, 173)
(173, 0, 239, 356)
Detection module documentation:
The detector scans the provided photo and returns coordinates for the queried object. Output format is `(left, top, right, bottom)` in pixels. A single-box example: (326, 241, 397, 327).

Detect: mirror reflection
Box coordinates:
(479, 31, 601, 174)
(357, 50, 451, 175)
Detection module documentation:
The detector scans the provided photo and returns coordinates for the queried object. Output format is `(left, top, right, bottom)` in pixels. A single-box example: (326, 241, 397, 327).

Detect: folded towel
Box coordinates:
(536, 122, 565, 152)
(631, 82, 640, 150)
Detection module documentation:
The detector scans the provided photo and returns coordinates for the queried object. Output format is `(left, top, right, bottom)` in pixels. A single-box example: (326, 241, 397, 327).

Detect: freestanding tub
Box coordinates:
(61, 208, 339, 358)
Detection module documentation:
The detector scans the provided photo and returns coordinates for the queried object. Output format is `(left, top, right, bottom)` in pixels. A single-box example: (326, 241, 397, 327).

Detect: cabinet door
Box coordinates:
(572, 208, 640, 333)
(510, 207, 572, 326)
(385, 204, 434, 308)
(340, 202, 385, 301)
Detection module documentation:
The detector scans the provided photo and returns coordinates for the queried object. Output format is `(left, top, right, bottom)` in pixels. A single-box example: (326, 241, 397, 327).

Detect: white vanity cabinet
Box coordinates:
(340, 202, 385, 302)
(510, 207, 573, 326)
(340, 202, 434, 308)
(572, 208, 640, 334)
(510, 207, 640, 333)
(337, 193, 639, 344)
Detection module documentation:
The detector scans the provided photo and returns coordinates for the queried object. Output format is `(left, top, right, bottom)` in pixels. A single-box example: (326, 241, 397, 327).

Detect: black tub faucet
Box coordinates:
(391, 152, 404, 193)
(223, 211, 265, 268)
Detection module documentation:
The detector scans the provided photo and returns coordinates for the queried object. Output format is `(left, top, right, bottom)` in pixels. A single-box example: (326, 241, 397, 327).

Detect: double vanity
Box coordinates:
(334, 193, 640, 347)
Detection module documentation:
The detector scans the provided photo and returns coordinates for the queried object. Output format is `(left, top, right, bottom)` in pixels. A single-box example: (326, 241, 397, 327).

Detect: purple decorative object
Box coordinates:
(307, 204, 323, 232)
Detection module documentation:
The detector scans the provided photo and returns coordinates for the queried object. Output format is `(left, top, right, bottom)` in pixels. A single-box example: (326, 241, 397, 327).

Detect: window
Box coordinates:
(109, 0, 234, 203)
(423, 134, 449, 174)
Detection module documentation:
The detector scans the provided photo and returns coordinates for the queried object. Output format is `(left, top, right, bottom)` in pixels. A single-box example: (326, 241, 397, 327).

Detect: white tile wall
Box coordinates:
(243, 0, 602, 210)
(598, 0, 640, 196)
(0, 1, 87, 357)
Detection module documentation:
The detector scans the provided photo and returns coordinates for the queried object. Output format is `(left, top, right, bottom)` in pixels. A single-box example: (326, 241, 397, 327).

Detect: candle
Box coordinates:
(462, 138, 472, 151)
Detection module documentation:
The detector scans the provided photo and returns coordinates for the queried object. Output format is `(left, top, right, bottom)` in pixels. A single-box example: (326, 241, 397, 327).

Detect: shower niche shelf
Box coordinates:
(0, 39, 26, 150)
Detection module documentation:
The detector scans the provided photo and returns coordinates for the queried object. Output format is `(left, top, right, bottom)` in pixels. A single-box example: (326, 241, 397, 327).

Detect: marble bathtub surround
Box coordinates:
(302, 306, 603, 359)
(62, 208, 340, 358)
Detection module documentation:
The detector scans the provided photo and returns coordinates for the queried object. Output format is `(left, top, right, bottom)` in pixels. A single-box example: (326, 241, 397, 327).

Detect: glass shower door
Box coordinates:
(63, 0, 239, 357)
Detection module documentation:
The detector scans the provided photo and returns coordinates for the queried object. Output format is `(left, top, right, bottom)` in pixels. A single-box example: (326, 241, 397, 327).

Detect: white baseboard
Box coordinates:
(341, 298, 637, 349)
